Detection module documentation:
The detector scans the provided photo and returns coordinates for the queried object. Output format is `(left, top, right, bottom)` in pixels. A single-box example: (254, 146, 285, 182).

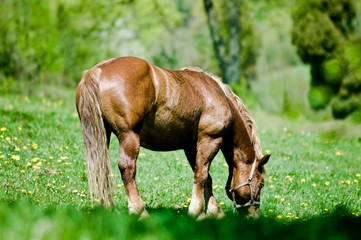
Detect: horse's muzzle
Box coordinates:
(236, 205, 260, 219)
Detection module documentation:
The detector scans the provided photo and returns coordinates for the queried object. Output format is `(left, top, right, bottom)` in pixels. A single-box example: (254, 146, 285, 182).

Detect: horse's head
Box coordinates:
(226, 154, 271, 218)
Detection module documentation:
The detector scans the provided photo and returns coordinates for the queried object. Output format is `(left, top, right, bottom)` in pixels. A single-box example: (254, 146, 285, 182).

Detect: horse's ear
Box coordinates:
(259, 154, 271, 167)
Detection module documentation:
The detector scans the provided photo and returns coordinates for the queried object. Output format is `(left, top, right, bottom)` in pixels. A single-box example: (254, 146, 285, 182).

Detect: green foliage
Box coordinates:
(292, 9, 343, 62)
(0, 0, 135, 93)
(308, 86, 333, 110)
(321, 58, 343, 86)
(0, 201, 360, 239)
(291, 0, 361, 118)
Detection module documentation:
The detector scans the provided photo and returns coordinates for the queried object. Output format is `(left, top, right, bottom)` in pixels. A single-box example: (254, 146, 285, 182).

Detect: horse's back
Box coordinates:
(87, 57, 233, 150)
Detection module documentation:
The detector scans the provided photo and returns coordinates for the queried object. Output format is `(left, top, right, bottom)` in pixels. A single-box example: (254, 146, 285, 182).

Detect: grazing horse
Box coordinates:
(76, 56, 270, 219)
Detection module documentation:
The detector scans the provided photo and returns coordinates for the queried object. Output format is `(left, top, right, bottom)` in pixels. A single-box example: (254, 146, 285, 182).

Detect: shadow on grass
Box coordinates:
(0, 201, 360, 239)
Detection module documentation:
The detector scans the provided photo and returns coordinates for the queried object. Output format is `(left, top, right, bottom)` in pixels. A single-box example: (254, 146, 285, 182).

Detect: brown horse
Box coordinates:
(76, 56, 270, 220)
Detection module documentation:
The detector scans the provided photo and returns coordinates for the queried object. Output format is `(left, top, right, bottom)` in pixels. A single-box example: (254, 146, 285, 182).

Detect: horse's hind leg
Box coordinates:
(117, 131, 149, 219)
(185, 137, 224, 219)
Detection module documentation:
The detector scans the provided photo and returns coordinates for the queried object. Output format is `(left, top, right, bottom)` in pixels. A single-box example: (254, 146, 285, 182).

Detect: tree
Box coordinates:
(203, 0, 259, 86)
(292, 0, 361, 118)
(203, 0, 240, 84)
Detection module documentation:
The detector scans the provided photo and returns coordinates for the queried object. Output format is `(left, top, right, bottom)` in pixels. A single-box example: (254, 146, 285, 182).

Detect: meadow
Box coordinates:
(0, 87, 360, 239)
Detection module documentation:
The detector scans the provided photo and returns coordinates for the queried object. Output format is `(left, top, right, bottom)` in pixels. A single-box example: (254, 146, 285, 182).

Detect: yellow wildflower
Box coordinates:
(11, 155, 20, 160)
(325, 181, 330, 186)
(312, 183, 317, 187)
(187, 198, 192, 202)
(15, 147, 20, 152)
(0, 127, 6, 131)
(301, 178, 306, 182)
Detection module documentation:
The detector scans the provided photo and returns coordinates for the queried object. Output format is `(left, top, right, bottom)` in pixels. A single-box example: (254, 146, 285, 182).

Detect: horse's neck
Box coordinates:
(228, 97, 255, 164)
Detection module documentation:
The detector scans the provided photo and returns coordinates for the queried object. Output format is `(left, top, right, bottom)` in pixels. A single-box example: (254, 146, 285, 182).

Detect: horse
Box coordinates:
(76, 56, 270, 220)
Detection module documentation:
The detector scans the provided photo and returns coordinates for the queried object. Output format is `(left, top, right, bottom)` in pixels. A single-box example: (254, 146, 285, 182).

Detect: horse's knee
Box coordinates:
(118, 157, 133, 171)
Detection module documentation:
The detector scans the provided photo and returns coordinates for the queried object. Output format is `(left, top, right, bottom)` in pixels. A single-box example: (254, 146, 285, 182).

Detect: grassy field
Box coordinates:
(0, 88, 360, 239)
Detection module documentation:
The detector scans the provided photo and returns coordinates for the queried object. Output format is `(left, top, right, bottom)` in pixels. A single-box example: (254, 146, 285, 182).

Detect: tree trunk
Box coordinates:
(203, 0, 228, 81)
(226, 0, 241, 84)
(203, 0, 241, 84)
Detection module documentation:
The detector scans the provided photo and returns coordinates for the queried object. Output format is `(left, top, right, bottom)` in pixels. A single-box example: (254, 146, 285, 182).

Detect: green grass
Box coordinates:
(0, 201, 360, 240)
(0, 88, 360, 238)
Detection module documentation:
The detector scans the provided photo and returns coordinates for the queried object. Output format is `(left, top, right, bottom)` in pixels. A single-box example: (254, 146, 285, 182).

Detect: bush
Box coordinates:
(308, 86, 333, 110)
(291, 0, 361, 118)
(321, 58, 343, 88)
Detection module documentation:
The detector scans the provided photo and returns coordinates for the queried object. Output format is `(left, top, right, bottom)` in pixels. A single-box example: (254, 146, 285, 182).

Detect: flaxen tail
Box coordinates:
(76, 68, 114, 207)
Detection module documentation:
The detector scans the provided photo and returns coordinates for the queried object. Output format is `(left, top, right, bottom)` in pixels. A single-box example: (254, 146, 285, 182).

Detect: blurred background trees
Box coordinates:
(0, 0, 360, 120)
(292, 0, 361, 118)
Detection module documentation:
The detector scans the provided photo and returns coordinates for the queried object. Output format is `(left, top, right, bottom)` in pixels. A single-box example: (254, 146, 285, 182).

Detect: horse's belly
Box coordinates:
(139, 111, 198, 151)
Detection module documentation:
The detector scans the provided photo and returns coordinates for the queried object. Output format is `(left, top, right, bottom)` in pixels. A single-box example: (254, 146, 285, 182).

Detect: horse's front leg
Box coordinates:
(204, 175, 226, 219)
(117, 132, 149, 219)
(188, 136, 222, 219)
(185, 147, 225, 220)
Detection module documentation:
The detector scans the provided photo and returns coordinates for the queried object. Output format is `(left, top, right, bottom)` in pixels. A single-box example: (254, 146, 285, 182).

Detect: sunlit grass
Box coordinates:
(0, 89, 360, 238)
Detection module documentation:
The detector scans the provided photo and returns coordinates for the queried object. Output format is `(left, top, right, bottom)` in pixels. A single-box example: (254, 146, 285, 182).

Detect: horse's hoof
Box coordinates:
(138, 210, 150, 221)
(196, 212, 207, 221)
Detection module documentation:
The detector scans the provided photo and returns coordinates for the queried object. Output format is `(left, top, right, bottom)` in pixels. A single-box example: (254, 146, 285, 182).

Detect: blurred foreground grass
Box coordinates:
(0, 201, 360, 240)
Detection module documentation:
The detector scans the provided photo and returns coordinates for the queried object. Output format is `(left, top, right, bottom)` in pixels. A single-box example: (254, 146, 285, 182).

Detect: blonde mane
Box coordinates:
(181, 67, 263, 160)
